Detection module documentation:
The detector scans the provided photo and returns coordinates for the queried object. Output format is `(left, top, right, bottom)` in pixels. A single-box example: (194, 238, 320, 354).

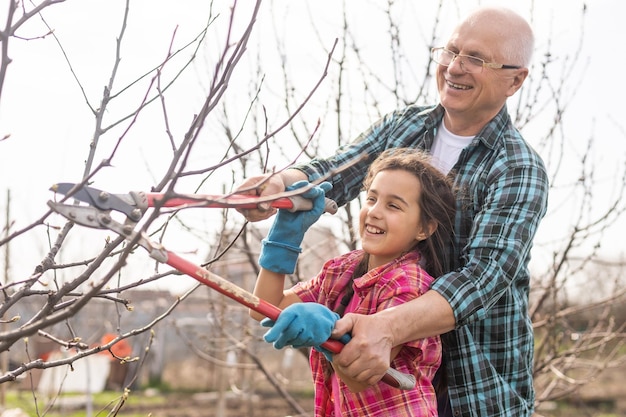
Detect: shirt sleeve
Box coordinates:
(431, 159, 549, 327)
(294, 121, 388, 207)
(294, 105, 436, 207)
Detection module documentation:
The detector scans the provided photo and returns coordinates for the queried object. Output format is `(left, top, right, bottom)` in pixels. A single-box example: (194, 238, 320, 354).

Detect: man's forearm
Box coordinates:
(279, 168, 308, 187)
(381, 290, 456, 346)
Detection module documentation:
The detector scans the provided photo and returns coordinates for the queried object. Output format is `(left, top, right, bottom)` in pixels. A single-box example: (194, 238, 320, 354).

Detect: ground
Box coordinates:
(97, 390, 314, 417)
(1, 389, 314, 417)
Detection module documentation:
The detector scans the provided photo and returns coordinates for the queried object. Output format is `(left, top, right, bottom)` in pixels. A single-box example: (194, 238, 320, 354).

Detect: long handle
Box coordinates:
(143, 193, 338, 214)
(45, 199, 414, 390)
(162, 250, 416, 390)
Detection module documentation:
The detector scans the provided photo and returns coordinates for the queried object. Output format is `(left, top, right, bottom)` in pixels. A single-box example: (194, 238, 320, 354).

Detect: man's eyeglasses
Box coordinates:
(431, 47, 521, 74)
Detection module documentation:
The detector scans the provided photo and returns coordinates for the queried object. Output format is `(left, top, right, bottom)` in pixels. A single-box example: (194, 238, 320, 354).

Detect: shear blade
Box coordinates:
(47, 201, 108, 229)
(50, 183, 137, 218)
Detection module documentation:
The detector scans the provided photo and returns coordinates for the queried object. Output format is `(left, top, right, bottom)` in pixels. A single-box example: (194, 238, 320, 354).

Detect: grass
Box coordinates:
(2, 389, 166, 417)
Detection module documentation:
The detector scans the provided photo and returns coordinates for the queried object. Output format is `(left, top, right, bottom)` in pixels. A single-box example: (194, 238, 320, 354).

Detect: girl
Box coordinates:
(251, 148, 456, 416)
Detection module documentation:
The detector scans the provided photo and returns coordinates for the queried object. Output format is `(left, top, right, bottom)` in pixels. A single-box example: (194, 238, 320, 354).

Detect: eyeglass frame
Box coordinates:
(431, 47, 522, 73)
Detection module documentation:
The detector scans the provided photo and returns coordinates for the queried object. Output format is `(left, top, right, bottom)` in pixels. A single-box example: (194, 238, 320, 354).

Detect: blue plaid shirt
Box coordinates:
(296, 104, 549, 417)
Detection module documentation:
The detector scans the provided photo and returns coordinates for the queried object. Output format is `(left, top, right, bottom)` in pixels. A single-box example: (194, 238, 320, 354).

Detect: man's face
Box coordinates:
(436, 21, 526, 134)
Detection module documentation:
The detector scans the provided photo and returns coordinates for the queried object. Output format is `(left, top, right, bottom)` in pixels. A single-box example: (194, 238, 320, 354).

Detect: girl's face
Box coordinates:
(359, 169, 433, 269)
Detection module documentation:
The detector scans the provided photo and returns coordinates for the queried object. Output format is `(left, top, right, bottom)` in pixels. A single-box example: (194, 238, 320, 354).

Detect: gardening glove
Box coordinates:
(258, 181, 332, 274)
(260, 302, 339, 350)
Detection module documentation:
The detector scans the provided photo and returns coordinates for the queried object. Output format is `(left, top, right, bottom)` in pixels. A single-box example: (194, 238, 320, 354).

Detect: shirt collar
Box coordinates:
(430, 104, 511, 151)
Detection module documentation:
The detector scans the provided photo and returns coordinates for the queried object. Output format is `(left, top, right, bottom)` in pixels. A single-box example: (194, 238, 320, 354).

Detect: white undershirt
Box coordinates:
(431, 121, 475, 175)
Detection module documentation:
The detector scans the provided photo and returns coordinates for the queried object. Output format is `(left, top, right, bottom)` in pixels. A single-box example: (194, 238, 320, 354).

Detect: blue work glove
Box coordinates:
(260, 302, 339, 349)
(258, 181, 332, 274)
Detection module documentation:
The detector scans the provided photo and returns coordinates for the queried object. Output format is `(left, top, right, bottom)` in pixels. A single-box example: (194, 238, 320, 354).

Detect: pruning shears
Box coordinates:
(48, 182, 339, 218)
(46, 182, 416, 390)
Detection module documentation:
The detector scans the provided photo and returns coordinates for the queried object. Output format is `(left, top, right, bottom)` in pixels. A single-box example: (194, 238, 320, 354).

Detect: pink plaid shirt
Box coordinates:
(293, 250, 441, 417)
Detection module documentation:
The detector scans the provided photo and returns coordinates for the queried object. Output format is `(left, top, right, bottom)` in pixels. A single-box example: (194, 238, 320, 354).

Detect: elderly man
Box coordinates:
(238, 7, 548, 417)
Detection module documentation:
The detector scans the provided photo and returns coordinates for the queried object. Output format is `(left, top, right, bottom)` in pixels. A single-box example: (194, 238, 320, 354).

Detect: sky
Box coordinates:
(0, 0, 624, 294)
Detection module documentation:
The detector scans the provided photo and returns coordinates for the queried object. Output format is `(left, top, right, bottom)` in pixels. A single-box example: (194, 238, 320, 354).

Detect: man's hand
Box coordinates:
(235, 169, 310, 222)
(331, 313, 394, 386)
(332, 291, 456, 386)
(234, 174, 285, 222)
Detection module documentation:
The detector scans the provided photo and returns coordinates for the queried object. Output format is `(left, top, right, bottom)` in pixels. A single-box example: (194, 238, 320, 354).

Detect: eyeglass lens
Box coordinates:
(433, 49, 484, 73)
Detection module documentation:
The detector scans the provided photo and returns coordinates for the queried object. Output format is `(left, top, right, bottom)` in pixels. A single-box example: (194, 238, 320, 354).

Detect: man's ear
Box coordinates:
(506, 68, 529, 97)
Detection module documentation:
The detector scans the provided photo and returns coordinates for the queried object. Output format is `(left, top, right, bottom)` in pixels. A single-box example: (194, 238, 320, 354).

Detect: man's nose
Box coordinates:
(446, 56, 465, 74)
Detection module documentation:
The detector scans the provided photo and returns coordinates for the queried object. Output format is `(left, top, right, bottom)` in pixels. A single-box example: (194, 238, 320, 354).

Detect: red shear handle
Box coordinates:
(144, 193, 338, 214)
(162, 251, 415, 390)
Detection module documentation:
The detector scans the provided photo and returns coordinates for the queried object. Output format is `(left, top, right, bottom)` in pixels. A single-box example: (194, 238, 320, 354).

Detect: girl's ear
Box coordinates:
(416, 220, 437, 241)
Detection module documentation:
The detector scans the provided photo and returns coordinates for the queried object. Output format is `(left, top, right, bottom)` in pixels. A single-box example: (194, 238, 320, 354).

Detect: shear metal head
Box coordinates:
(49, 183, 144, 222)
(47, 200, 162, 260)
(47, 200, 140, 238)
(47, 201, 112, 229)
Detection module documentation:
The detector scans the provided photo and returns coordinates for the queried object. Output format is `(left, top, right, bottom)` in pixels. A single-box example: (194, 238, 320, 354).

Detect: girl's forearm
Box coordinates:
(250, 268, 302, 321)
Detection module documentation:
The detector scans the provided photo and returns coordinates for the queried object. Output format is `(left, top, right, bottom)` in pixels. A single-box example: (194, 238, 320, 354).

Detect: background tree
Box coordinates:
(0, 0, 625, 416)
